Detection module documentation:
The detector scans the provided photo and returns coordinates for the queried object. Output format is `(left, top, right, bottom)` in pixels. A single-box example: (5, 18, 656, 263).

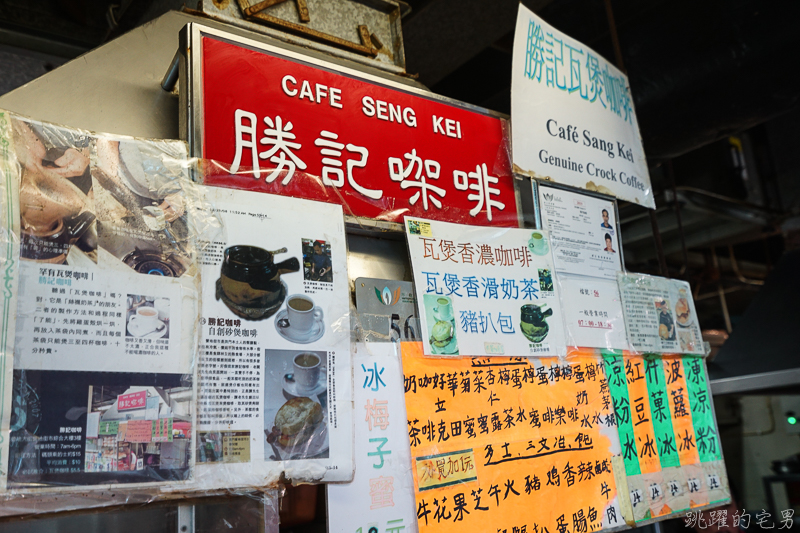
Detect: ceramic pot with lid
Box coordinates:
(220, 245, 300, 309)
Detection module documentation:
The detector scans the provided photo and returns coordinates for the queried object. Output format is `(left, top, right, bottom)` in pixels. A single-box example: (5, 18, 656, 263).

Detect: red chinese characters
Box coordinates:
(200, 37, 518, 227)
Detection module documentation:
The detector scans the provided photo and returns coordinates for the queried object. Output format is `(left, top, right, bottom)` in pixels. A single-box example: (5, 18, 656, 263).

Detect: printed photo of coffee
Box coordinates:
(275, 294, 325, 344)
(422, 294, 459, 356)
(302, 238, 333, 283)
(263, 348, 329, 462)
(126, 294, 169, 339)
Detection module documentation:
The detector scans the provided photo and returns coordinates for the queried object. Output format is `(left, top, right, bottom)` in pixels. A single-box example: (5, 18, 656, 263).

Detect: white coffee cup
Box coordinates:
(528, 231, 549, 256)
(293, 352, 321, 392)
(130, 306, 159, 333)
(282, 294, 323, 333)
(433, 296, 454, 322)
(154, 298, 170, 321)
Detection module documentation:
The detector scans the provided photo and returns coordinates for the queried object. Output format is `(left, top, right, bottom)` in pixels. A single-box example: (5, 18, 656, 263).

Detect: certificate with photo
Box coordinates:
(538, 183, 628, 350)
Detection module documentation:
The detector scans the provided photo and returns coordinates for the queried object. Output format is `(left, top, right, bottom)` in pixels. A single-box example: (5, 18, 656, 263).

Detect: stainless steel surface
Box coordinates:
(0, 505, 177, 533)
(347, 233, 411, 285)
(710, 368, 800, 395)
(0, 11, 425, 140)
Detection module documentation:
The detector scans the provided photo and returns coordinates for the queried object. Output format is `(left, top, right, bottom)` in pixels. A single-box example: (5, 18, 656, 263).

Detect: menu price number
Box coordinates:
(390, 314, 417, 342)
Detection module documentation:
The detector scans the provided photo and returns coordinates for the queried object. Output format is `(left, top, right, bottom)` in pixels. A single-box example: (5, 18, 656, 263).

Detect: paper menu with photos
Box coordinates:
(618, 273, 704, 355)
(327, 345, 417, 533)
(537, 184, 628, 351)
(4, 112, 199, 490)
(194, 186, 353, 488)
(402, 343, 625, 533)
(405, 217, 566, 357)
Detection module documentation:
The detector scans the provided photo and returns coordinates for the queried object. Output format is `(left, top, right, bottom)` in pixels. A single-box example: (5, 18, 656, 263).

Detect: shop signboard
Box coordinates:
(117, 391, 147, 411)
(183, 24, 520, 228)
(511, 5, 654, 209)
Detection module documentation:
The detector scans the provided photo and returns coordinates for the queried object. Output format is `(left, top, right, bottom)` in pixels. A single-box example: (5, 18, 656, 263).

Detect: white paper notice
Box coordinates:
(558, 276, 628, 350)
(405, 217, 565, 357)
(537, 184, 628, 350)
(511, 4, 654, 208)
(618, 273, 704, 355)
(328, 344, 417, 533)
(538, 183, 622, 279)
(194, 186, 353, 489)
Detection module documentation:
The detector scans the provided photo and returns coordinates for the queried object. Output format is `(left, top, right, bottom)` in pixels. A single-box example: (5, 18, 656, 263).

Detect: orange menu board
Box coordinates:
(402, 342, 625, 533)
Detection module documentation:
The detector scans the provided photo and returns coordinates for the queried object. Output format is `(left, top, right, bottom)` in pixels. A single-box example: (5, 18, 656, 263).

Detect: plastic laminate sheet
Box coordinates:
(0, 110, 216, 494)
(192, 185, 353, 489)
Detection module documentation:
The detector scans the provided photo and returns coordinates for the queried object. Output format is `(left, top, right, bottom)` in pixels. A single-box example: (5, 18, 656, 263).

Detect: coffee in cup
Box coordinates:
(130, 306, 159, 334)
(293, 352, 321, 392)
(528, 232, 549, 256)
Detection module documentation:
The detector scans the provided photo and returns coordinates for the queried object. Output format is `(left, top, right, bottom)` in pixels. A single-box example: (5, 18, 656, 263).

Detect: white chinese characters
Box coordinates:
(231, 110, 307, 184)
(230, 109, 508, 220)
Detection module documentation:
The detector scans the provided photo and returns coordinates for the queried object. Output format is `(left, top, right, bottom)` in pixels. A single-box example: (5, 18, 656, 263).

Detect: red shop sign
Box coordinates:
(189, 26, 519, 227)
(118, 390, 147, 411)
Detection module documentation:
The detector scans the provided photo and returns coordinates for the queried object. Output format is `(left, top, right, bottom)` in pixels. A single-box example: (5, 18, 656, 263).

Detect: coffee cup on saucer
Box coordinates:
(528, 231, 549, 256)
(293, 352, 321, 393)
(279, 295, 323, 334)
(130, 306, 160, 335)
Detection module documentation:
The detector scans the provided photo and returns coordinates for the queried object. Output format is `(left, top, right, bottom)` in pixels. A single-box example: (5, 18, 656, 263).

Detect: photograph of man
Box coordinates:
(604, 233, 616, 253)
(310, 240, 332, 283)
(600, 209, 613, 230)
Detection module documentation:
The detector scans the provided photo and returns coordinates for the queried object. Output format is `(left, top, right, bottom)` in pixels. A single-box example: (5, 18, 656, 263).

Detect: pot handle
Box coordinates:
(275, 257, 300, 275)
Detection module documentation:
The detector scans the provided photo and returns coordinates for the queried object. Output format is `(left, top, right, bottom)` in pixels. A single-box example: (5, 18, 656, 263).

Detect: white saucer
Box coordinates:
(127, 318, 167, 339)
(283, 368, 327, 398)
(274, 309, 325, 344)
(431, 335, 459, 355)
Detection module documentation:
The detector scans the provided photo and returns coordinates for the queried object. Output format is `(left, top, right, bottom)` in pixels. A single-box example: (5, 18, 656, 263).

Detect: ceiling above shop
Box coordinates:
(0, 0, 798, 341)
